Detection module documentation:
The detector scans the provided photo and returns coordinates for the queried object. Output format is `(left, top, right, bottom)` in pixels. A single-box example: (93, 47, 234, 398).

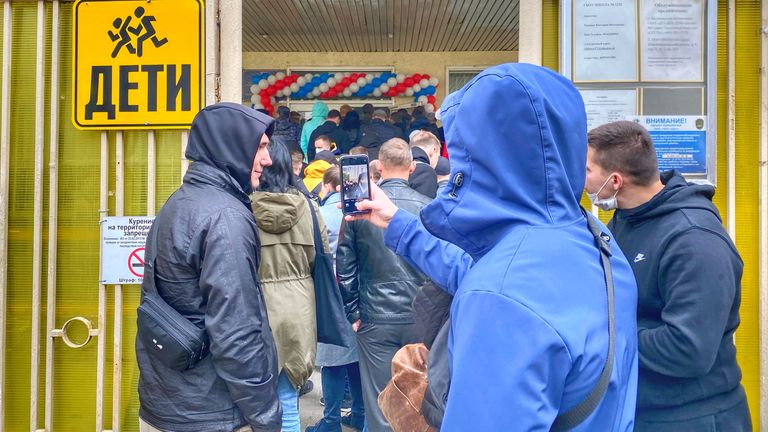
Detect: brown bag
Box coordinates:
(377, 343, 438, 432)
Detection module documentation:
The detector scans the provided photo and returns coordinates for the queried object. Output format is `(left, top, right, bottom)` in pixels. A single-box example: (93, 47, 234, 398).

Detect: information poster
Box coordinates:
(100, 216, 154, 284)
(641, 0, 703, 81)
(627, 116, 706, 174)
(581, 89, 638, 130)
(573, 1, 638, 82)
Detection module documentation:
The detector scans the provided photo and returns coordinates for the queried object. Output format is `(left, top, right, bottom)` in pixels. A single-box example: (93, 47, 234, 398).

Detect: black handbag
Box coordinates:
(304, 195, 356, 348)
(136, 223, 210, 371)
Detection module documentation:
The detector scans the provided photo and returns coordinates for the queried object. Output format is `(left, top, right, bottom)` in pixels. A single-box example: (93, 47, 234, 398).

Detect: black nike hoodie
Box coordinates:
(608, 170, 747, 421)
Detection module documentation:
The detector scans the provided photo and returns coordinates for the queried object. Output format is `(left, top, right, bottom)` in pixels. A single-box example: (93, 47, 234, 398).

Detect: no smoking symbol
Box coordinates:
(128, 247, 145, 278)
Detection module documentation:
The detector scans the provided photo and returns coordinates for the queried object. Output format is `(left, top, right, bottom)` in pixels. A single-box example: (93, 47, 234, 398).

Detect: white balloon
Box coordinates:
(418, 95, 428, 103)
(387, 77, 398, 87)
(365, 74, 374, 83)
(319, 83, 329, 92)
(290, 83, 300, 92)
(312, 88, 321, 97)
(275, 72, 286, 80)
(276, 90, 284, 97)
(267, 75, 277, 84)
(306, 91, 316, 99)
(419, 79, 430, 88)
(429, 77, 439, 86)
(258, 79, 269, 89)
(343, 72, 351, 78)
(405, 88, 414, 97)
(343, 88, 353, 97)
(283, 88, 292, 97)
(254, 102, 264, 109)
(297, 77, 307, 86)
(356, 77, 366, 86)
(396, 73, 406, 83)
(250, 84, 258, 94)
(413, 84, 422, 92)
(250, 95, 259, 104)
(373, 89, 382, 97)
(379, 84, 390, 92)
(304, 73, 314, 81)
(350, 83, 360, 92)
(271, 96, 277, 104)
(425, 104, 435, 113)
(327, 78, 337, 87)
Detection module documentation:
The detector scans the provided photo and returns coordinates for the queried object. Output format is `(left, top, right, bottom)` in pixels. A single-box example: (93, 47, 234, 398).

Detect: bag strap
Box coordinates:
(303, 194, 324, 257)
(551, 209, 616, 431)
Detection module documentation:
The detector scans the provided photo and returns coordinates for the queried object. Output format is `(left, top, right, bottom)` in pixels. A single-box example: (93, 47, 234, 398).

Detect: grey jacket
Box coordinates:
(136, 104, 281, 432)
(336, 178, 431, 324)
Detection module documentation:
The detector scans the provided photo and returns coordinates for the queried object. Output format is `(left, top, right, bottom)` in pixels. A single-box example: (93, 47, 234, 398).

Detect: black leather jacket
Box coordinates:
(336, 178, 431, 324)
(136, 104, 281, 432)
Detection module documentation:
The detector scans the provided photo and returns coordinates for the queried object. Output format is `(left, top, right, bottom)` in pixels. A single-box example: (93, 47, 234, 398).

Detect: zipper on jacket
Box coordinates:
(449, 172, 464, 198)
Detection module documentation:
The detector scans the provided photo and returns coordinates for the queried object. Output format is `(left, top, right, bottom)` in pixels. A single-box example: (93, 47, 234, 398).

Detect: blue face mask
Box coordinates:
(587, 175, 619, 211)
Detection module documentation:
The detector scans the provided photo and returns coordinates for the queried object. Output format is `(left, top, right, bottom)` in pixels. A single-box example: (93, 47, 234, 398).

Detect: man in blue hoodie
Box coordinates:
(348, 63, 639, 431)
(585, 120, 751, 431)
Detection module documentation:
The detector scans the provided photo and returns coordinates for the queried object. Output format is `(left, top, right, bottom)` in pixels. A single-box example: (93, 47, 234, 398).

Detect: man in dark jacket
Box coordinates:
(136, 103, 281, 432)
(309, 109, 352, 160)
(271, 105, 302, 155)
(585, 120, 751, 431)
(336, 138, 431, 432)
(408, 130, 440, 198)
(359, 109, 401, 161)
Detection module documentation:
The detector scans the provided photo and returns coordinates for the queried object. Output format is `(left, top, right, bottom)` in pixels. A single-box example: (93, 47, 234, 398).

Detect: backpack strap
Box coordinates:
(551, 209, 616, 431)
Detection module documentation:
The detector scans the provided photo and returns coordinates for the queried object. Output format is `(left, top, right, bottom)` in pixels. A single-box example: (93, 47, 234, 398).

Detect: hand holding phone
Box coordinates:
(339, 155, 372, 215)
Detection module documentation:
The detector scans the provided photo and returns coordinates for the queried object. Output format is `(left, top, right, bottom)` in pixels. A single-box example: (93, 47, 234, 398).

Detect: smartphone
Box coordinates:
(339, 154, 372, 215)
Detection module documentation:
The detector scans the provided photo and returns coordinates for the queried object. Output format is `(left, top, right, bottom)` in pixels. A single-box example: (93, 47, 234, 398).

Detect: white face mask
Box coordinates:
(587, 175, 619, 211)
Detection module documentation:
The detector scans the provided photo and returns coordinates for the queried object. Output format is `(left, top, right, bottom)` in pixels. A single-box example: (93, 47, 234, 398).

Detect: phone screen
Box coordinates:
(340, 155, 371, 215)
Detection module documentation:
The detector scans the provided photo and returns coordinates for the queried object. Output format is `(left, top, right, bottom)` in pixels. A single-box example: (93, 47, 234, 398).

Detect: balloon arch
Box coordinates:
(248, 71, 439, 115)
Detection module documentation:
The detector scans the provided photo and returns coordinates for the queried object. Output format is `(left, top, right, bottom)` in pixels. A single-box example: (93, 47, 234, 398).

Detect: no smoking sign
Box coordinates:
(100, 216, 154, 284)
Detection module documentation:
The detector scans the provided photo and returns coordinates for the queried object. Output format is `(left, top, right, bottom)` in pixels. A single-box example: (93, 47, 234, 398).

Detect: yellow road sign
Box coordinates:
(73, 0, 204, 130)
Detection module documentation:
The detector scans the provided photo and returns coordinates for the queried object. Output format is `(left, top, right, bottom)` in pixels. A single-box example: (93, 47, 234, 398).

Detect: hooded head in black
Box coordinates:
(185, 102, 275, 194)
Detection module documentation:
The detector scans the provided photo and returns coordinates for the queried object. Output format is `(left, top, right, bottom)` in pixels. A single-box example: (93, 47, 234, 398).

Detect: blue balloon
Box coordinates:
(320, 73, 330, 80)
(251, 75, 260, 84)
(426, 86, 436, 95)
(261, 73, 269, 80)
(312, 77, 321, 85)
(372, 78, 381, 86)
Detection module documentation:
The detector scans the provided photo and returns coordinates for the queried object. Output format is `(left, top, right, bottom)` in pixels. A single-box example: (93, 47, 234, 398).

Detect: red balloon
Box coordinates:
(404, 78, 414, 87)
(266, 87, 277, 96)
(427, 95, 436, 103)
(328, 90, 338, 98)
(261, 94, 271, 103)
(275, 81, 286, 90)
(422, 74, 430, 80)
(335, 84, 345, 92)
(413, 74, 422, 82)
(396, 83, 407, 92)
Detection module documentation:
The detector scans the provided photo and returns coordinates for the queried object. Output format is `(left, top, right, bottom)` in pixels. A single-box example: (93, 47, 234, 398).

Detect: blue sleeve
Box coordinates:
(638, 228, 740, 377)
(383, 209, 474, 295)
(442, 291, 571, 431)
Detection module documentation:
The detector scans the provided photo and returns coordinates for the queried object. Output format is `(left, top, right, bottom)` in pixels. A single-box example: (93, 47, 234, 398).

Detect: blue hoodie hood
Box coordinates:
(421, 63, 587, 260)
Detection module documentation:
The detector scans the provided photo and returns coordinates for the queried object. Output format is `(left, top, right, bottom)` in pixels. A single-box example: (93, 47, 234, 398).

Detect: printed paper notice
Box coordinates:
(100, 216, 154, 284)
(573, 1, 637, 82)
(627, 116, 707, 174)
(581, 89, 638, 130)
(641, 0, 703, 81)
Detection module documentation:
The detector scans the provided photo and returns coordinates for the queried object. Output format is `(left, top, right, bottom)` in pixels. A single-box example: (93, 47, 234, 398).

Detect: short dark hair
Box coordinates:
(587, 121, 659, 186)
(323, 166, 341, 189)
(327, 109, 341, 119)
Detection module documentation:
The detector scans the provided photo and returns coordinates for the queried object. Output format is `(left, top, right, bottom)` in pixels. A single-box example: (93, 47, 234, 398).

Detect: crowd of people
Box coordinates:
(135, 63, 751, 432)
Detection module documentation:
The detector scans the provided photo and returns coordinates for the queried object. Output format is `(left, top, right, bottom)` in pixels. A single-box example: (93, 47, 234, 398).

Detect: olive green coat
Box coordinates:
(251, 189, 329, 388)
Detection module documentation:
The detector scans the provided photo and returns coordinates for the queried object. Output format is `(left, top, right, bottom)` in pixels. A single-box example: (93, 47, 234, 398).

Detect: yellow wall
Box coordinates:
(243, 50, 518, 105)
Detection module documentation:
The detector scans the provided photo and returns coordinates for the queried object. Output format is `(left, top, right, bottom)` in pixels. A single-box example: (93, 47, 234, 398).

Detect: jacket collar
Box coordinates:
(379, 177, 410, 188)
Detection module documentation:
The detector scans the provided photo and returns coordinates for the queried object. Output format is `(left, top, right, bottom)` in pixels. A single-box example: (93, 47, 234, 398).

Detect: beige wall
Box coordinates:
(243, 51, 518, 105)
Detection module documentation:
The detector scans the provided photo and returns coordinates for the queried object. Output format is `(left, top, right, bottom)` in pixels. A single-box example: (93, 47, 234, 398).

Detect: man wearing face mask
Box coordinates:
(585, 120, 751, 431)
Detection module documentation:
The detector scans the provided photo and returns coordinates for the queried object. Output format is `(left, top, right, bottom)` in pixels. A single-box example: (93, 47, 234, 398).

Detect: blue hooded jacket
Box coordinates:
(384, 63, 639, 430)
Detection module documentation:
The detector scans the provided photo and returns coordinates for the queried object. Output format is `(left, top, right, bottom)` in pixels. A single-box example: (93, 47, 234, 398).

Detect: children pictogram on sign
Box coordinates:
(108, 6, 168, 58)
(128, 247, 146, 278)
